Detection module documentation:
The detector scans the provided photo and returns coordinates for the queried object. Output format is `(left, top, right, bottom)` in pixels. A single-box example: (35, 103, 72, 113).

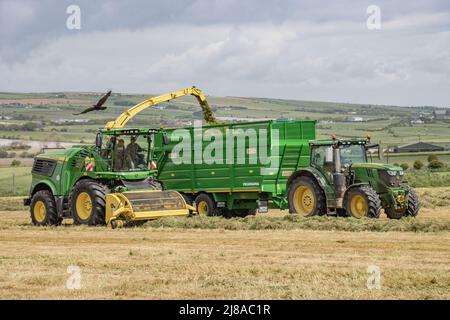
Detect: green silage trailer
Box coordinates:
(152, 120, 316, 216)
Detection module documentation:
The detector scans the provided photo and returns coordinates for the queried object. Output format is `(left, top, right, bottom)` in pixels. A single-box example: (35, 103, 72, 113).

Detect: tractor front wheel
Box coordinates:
(30, 190, 60, 226)
(69, 180, 106, 225)
(288, 176, 326, 217)
(344, 185, 381, 219)
(405, 187, 420, 217)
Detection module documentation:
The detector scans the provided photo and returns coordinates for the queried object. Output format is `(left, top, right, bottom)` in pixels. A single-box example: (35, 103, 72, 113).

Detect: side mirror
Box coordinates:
(95, 133, 102, 149)
(162, 133, 169, 145)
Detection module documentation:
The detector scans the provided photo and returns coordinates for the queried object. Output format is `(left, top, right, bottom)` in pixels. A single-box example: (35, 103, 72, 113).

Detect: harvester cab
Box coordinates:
(303, 136, 420, 219)
(25, 86, 216, 228)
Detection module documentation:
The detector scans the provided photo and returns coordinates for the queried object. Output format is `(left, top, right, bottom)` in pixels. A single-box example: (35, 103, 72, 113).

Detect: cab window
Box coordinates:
(312, 146, 333, 167)
(113, 134, 150, 171)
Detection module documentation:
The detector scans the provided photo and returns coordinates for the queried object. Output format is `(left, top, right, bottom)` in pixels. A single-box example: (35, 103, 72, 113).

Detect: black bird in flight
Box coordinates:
(73, 90, 112, 115)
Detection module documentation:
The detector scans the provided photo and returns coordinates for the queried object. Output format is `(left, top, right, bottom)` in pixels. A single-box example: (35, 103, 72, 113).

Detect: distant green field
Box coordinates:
(0, 166, 31, 196)
(383, 151, 450, 167)
(1, 91, 448, 147)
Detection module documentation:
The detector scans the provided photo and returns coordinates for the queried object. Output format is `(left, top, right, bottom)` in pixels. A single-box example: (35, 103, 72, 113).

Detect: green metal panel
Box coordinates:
(153, 120, 316, 208)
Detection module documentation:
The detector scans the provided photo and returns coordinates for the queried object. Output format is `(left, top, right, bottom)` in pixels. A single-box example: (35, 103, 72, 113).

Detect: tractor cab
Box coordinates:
(309, 136, 402, 186)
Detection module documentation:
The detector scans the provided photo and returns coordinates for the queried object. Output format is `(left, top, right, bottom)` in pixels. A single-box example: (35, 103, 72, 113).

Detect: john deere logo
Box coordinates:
(84, 157, 95, 172)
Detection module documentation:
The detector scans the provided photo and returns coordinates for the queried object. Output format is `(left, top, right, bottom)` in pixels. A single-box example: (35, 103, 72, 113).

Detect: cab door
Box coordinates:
(311, 145, 334, 184)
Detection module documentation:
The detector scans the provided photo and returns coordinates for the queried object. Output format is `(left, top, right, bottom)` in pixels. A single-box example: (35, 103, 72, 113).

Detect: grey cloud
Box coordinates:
(0, 0, 449, 106)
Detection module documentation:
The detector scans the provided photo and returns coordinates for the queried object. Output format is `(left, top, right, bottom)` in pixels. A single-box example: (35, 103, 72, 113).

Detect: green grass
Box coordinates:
(405, 171, 450, 187)
(0, 166, 31, 196)
(384, 152, 450, 168)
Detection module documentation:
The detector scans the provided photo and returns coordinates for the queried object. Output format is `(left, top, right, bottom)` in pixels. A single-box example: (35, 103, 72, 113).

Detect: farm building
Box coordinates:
(433, 109, 450, 120)
(393, 142, 444, 153)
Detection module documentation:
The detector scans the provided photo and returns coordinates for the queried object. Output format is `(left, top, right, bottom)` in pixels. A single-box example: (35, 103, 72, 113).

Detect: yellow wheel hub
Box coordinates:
(34, 200, 47, 223)
(76, 192, 93, 220)
(350, 194, 368, 218)
(293, 185, 315, 216)
(197, 201, 209, 215)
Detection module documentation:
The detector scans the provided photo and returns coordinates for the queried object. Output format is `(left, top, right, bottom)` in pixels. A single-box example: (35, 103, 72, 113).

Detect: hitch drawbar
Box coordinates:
(105, 189, 195, 228)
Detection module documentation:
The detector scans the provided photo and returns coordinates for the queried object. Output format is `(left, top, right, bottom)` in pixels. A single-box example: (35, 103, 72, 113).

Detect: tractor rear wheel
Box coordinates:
(30, 190, 60, 226)
(344, 185, 381, 218)
(194, 193, 220, 216)
(69, 180, 106, 225)
(288, 176, 326, 217)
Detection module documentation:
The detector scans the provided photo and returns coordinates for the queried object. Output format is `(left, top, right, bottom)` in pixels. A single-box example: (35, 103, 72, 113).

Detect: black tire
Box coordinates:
(405, 187, 420, 217)
(234, 209, 257, 217)
(385, 187, 420, 219)
(69, 180, 106, 225)
(225, 209, 257, 217)
(30, 190, 60, 226)
(194, 193, 220, 216)
(385, 206, 405, 219)
(344, 185, 381, 219)
(288, 176, 326, 216)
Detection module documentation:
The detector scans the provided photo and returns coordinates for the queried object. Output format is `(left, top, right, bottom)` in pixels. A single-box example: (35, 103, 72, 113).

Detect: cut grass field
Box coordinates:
(0, 190, 449, 299)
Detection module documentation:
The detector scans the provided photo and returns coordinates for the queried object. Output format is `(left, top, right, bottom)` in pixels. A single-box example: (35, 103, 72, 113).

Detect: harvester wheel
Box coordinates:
(30, 190, 60, 226)
(288, 176, 326, 217)
(344, 185, 381, 219)
(194, 193, 220, 216)
(69, 180, 106, 225)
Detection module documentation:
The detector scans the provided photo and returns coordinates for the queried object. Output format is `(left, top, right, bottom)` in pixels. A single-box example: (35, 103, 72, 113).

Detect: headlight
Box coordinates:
(387, 170, 397, 176)
(398, 170, 404, 176)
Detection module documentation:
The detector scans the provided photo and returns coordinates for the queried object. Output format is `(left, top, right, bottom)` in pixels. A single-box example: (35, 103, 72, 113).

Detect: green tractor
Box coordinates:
(287, 136, 420, 218)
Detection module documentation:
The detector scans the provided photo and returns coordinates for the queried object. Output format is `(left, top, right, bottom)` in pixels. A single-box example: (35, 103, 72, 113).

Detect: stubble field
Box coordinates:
(0, 202, 449, 299)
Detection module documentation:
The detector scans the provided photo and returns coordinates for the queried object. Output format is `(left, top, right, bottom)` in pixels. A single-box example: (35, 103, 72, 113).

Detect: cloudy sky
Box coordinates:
(0, 0, 449, 106)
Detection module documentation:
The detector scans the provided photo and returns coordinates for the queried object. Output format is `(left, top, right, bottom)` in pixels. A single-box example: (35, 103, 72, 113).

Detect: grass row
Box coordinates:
(143, 215, 450, 233)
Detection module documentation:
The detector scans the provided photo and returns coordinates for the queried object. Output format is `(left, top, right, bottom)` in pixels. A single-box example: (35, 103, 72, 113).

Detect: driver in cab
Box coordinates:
(126, 135, 144, 168)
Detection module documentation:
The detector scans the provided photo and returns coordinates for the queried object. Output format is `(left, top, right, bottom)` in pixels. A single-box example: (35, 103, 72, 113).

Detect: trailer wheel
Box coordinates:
(344, 185, 381, 219)
(30, 190, 60, 226)
(69, 180, 106, 225)
(288, 176, 326, 217)
(194, 194, 219, 216)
